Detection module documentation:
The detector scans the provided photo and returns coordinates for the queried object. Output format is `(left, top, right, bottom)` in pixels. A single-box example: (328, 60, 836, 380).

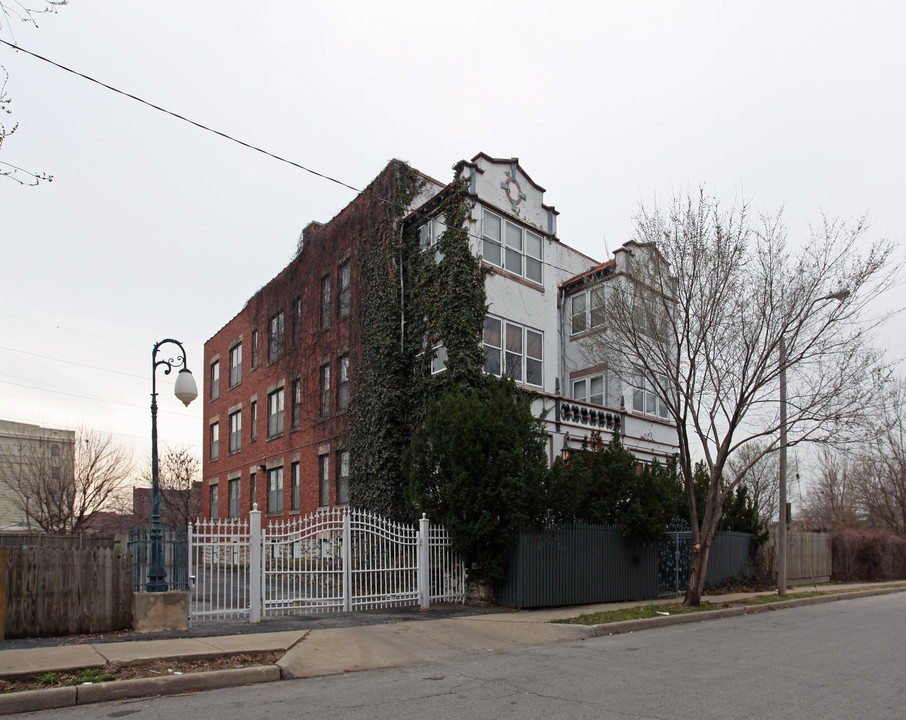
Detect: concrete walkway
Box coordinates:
(1, 582, 903, 715)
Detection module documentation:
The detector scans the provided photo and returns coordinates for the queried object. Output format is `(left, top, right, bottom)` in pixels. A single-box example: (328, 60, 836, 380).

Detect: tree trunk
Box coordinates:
(683, 537, 713, 606)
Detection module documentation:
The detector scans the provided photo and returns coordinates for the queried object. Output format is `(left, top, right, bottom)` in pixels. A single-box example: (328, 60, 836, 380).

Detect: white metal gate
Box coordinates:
(188, 507, 465, 623)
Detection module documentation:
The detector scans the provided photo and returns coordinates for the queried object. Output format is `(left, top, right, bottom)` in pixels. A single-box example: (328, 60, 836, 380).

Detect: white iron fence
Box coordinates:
(188, 507, 466, 623)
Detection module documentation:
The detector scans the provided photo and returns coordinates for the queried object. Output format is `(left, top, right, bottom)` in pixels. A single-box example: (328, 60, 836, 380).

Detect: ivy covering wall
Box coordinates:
(348, 162, 494, 520)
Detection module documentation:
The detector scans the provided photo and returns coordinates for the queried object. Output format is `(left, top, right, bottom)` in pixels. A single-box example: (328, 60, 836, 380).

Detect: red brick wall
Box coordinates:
(202, 161, 405, 523)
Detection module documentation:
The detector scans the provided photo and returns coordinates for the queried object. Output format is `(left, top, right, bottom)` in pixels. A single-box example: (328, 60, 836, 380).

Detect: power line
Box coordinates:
(0, 39, 364, 196)
(0, 312, 147, 349)
(0, 345, 147, 380)
(0, 41, 607, 282)
(0, 378, 200, 419)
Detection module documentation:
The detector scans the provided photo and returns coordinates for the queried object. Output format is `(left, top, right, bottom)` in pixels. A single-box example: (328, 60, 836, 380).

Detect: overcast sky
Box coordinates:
(1, 1, 903, 476)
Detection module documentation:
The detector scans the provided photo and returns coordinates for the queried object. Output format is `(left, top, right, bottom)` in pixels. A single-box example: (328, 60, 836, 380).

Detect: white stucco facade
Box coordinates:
(432, 154, 679, 464)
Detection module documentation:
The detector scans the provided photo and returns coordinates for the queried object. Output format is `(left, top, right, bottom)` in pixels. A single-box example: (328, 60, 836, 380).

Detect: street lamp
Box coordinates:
(778, 289, 849, 596)
(148, 338, 197, 592)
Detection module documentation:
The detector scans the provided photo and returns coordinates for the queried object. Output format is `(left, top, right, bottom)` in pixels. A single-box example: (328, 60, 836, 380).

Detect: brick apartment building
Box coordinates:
(203, 153, 678, 522)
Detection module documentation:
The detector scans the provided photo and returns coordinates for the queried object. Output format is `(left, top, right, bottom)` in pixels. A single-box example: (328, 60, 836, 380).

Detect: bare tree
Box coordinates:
(853, 379, 906, 534)
(0, 426, 133, 534)
(583, 190, 898, 604)
(727, 442, 779, 524)
(805, 447, 863, 528)
(138, 446, 201, 528)
(0, 0, 67, 185)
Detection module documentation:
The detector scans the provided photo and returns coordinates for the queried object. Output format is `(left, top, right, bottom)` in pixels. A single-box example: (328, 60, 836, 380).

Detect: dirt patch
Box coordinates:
(0, 651, 283, 694)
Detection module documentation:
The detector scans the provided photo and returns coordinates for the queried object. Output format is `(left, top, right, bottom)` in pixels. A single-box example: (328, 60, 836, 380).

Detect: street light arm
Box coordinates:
(152, 338, 190, 377)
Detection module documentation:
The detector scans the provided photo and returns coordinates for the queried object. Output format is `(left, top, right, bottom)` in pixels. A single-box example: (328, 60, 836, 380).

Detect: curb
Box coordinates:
(1, 586, 903, 715)
(0, 666, 280, 716)
(590, 586, 906, 636)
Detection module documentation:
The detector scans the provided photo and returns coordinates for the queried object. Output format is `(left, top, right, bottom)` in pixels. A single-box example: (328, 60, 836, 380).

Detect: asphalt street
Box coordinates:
(23, 592, 905, 720)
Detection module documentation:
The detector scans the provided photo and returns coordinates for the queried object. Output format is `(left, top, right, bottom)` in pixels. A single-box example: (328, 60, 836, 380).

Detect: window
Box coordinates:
(337, 450, 350, 505)
(210, 361, 220, 400)
(590, 288, 605, 329)
(268, 466, 283, 513)
(229, 410, 241, 453)
(321, 275, 331, 329)
(250, 400, 257, 442)
(431, 344, 447, 375)
(571, 289, 605, 335)
(51, 444, 61, 480)
(337, 355, 349, 412)
(210, 422, 219, 461)
(318, 454, 329, 506)
(632, 374, 670, 419)
(268, 388, 284, 437)
(293, 296, 302, 347)
(338, 260, 351, 320)
(571, 294, 587, 335)
(228, 478, 240, 518)
(249, 472, 257, 509)
(210, 484, 219, 519)
(417, 217, 445, 251)
(229, 344, 242, 387)
(251, 329, 258, 368)
(483, 316, 543, 387)
(481, 209, 542, 283)
(291, 462, 300, 511)
(525, 329, 543, 385)
(320, 363, 331, 417)
(483, 317, 501, 376)
(572, 375, 606, 406)
(269, 311, 285, 362)
(292, 378, 301, 429)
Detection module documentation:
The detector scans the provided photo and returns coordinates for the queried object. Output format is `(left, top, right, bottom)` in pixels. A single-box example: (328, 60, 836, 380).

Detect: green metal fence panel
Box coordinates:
(497, 524, 753, 608)
(496, 524, 658, 608)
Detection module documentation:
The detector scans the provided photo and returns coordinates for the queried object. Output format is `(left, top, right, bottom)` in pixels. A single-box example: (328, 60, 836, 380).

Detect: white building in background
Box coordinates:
(0, 420, 75, 531)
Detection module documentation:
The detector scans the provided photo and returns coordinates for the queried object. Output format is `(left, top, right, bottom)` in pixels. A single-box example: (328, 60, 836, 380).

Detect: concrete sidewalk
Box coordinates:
(1, 582, 903, 715)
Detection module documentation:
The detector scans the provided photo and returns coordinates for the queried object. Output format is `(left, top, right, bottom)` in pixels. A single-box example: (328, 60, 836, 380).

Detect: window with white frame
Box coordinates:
(291, 462, 300, 511)
(210, 361, 220, 400)
(269, 311, 285, 362)
(318, 454, 329, 507)
(570, 288, 605, 335)
(268, 388, 284, 437)
(210, 422, 219, 461)
(572, 370, 620, 407)
(291, 378, 301, 429)
(320, 275, 331, 329)
(228, 477, 240, 518)
(337, 450, 350, 505)
(482, 316, 543, 386)
(632, 373, 669, 419)
(209, 484, 218, 519)
(481, 209, 543, 284)
(337, 354, 350, 411)
(229, 410, 241, 453)
(431, 344, 447, 375)
(338, 260, 351, 319)
(267, 466, 283, 513)
(250, 400, 257, 442)
(320, 363, 331, 417)
(229, 343, 242, 386)
(293, 296, 302, 347)
(417, 217, 445, 251)
(571, 294, 587, 335)
(251, 329, 258, 368)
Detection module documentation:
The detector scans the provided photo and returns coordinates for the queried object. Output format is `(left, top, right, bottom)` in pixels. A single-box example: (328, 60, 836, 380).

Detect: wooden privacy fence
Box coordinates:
(1, 545, 133, 638)
(766, 529, 831, 584)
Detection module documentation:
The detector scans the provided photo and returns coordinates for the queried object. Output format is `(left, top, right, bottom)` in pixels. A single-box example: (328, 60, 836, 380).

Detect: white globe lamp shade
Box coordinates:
(174, 368, 198, 407)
